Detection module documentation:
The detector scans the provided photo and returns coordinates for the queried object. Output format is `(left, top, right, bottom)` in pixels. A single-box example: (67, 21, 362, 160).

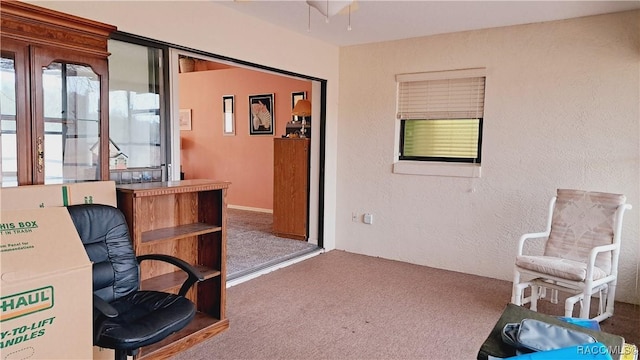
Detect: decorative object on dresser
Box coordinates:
(290, 99, 312, 138)
(273, 138, 310, 240)
(291, 91, 306, 122)
(116, 179, 230, 359)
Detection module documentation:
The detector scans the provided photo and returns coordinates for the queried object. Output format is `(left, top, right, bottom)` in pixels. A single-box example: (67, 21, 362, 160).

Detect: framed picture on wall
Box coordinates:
(222, 95, 235, 136)
(249, 94, 274, 135)
(291, 91, 306, 122)
(179, 109, 192, 131)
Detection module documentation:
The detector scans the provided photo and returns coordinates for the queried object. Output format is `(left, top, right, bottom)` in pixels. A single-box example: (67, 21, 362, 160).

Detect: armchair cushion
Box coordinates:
(544, 189, 625, 275)
(516, 255, 608, 281)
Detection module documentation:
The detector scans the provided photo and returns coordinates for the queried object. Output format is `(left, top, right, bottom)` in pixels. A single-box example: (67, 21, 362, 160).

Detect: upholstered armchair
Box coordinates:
(511, 189, 631, 322)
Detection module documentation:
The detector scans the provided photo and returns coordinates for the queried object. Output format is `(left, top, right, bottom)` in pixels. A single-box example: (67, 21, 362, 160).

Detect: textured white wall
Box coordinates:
(337, 11, 640, 304)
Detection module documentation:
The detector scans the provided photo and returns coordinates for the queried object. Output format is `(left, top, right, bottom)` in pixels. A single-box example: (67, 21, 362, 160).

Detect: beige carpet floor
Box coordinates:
(173, 250, 639, 360)
(227, 208, 318, 279)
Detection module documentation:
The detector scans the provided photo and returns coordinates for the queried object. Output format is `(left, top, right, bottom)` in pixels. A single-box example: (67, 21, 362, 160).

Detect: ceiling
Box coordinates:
(217, 0, 640, 47)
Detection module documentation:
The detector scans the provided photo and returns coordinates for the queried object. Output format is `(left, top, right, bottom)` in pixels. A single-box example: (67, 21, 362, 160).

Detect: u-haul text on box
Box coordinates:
(0, 207, 92, 359)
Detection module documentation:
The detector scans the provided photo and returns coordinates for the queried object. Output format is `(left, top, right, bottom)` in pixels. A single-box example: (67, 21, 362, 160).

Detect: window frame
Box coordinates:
(398, 117, 483, 164)
(393, 68, 486, 177)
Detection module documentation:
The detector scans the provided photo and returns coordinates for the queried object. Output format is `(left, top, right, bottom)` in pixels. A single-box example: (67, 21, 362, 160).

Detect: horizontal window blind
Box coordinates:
(402, 119, 480, 159)
(397, 76, 485, 120)
(396, 69, 485, 164)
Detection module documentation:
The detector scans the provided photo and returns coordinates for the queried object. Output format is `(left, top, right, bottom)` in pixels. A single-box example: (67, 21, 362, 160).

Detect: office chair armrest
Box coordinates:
(92, 294, 118, 344)
(93, 294, 118, 318)
(517, 231, 550, 256)
(137, 254, 205, 297)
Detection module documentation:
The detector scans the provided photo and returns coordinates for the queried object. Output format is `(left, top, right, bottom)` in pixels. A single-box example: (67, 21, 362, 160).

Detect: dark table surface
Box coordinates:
(478, 303, 625, 360)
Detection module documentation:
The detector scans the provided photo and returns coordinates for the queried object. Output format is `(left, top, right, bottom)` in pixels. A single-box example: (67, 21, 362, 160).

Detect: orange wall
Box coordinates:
(179, 68, 311, 210)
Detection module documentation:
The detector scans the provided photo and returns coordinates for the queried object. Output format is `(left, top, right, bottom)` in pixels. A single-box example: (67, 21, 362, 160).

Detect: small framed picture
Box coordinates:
(222, 95, 235, 136)
(179, 109, 192, 131)
(291, 91, 306, 122)
(249, 94, 274, 136)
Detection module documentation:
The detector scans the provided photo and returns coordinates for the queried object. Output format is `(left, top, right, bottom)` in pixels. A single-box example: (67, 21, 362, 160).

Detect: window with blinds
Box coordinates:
(396, 69, 485, 163)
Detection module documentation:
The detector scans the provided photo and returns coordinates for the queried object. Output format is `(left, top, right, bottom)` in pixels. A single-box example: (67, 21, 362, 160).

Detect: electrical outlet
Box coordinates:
(363, 213, 373, 224)
(351, 212, 358, 222)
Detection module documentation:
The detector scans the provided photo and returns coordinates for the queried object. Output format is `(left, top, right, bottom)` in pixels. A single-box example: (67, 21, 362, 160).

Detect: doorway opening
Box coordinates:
(171, 52, 325, 282)
(107, 31, 326, 282)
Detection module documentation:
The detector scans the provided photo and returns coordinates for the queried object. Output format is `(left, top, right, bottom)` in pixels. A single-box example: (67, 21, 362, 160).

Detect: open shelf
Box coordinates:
(141, 223, 222, 244)
(141, 265, 221, 292)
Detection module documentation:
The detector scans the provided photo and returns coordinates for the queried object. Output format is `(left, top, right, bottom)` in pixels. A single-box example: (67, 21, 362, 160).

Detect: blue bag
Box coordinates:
(502, 318, 597, 353)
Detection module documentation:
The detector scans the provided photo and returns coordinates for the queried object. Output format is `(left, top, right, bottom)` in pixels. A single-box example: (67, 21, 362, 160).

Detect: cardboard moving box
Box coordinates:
(0, 181, 117, 210)
(0, 207, 92, 359)
(0, 181, 118, 359)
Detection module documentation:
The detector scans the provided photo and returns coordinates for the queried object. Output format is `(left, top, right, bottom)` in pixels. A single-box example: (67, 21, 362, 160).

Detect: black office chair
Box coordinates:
(67, 204, 203, 360)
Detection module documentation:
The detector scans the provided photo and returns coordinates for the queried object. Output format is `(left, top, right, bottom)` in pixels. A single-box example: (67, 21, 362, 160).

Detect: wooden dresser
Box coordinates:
(273, 138, 310, 240)
(116, 179, 230, 359)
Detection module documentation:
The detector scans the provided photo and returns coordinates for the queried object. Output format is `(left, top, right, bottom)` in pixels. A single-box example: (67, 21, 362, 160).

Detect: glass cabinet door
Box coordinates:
(41, 62, 101, 184)
(0, 39, 31, 187)
(32, 47, 109, 184)
(0, 51, 19, 187)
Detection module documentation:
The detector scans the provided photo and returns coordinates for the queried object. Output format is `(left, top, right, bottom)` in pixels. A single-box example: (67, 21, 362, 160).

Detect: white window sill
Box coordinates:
(393, 161, 481, 178)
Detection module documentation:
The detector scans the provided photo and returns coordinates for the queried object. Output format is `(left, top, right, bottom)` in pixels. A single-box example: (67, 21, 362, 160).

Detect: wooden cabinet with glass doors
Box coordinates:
(0, 1, 116, 187)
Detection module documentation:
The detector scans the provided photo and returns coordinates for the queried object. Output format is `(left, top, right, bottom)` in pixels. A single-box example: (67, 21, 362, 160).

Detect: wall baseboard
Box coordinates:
(228, 204, 273, 213)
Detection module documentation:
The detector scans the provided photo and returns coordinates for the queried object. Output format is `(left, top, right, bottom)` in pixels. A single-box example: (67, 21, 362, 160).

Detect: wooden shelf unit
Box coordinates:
(116, 179, 230, 359)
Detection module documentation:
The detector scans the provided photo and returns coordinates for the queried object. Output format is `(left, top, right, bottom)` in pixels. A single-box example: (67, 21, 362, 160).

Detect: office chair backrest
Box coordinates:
(67, 204, 139, 303)
(544, 189, 626, 275)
